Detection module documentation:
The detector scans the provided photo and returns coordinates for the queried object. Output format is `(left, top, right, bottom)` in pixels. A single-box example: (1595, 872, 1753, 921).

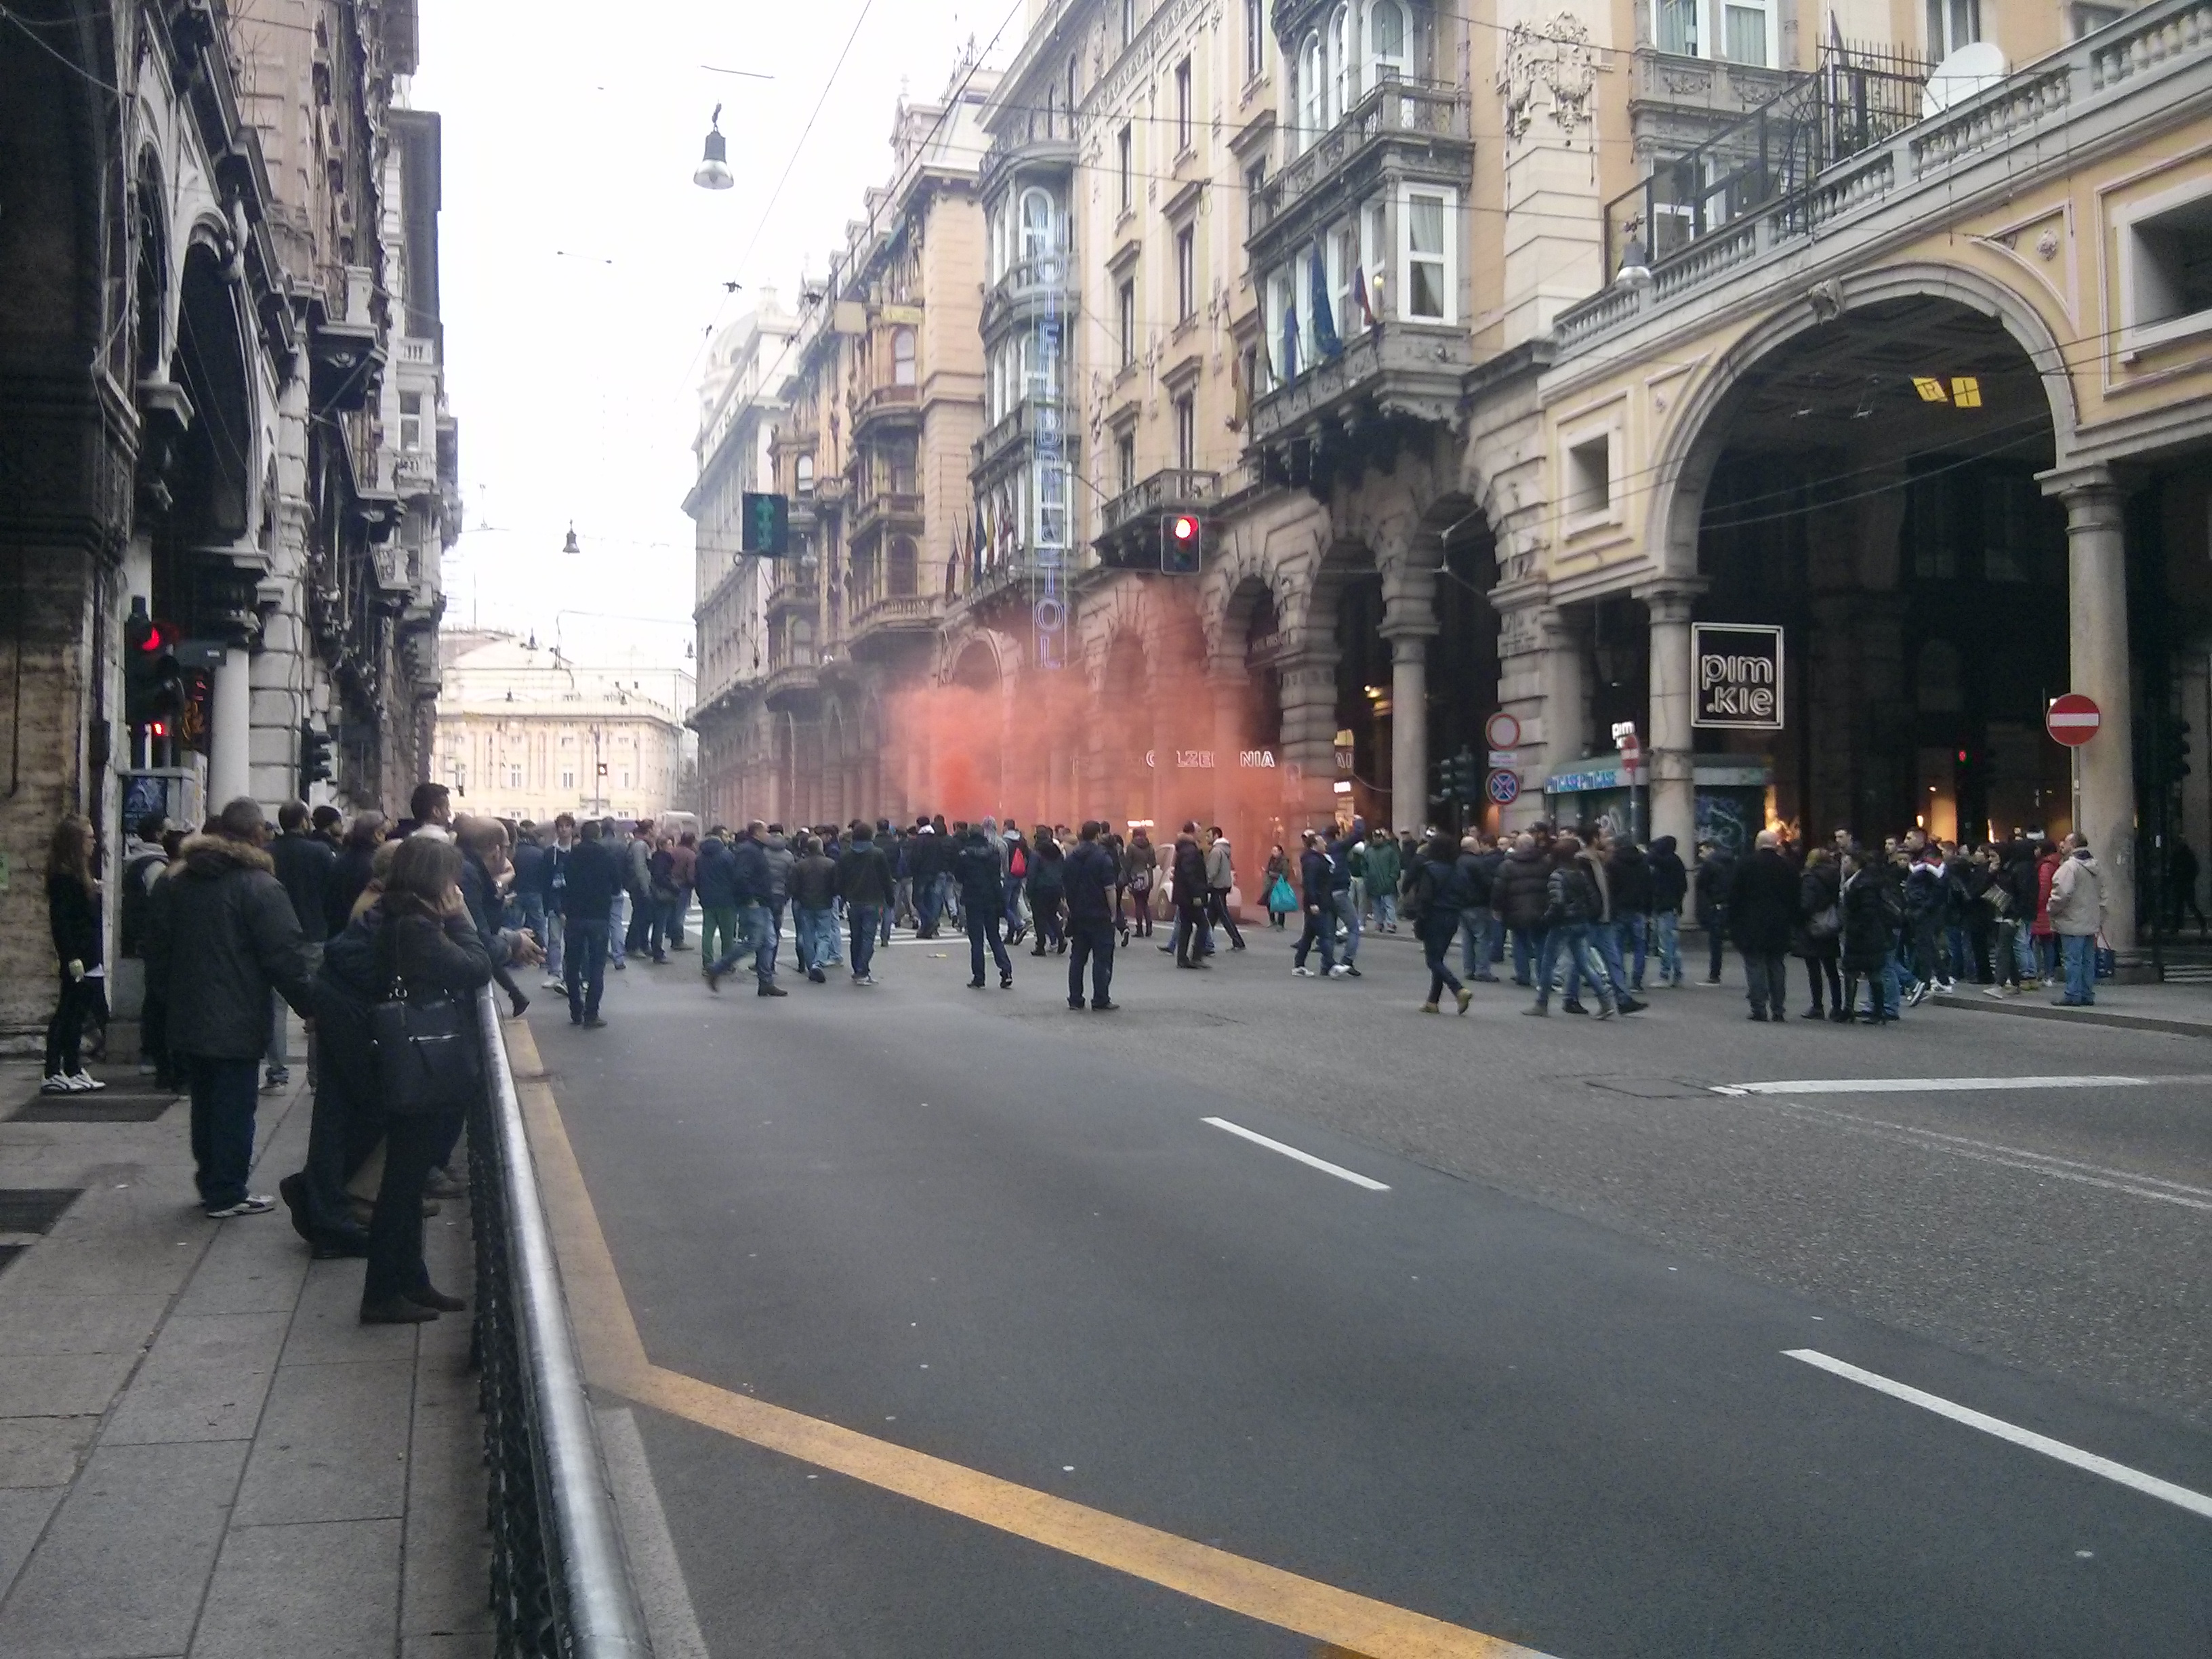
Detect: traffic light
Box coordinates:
(298, 721, 334, 793)
(1431, 749, 1479, 804)
(2160, 718, 2193, 784)
(125, 609, 186, 734)
(1160, 511, 1204, 574)
(740, 492, 790, 557)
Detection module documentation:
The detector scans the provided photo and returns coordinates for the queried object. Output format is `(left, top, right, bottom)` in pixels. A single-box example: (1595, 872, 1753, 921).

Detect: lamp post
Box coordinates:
(693, 105, 734, 191)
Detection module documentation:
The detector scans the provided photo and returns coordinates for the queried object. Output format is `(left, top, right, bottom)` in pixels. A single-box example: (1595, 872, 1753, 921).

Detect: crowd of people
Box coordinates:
(33, 775, 2144, 1321)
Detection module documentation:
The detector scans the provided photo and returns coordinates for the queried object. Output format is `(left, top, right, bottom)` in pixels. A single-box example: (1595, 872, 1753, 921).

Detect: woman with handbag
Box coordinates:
(1795, 847, 1845, 1021)
(325, 834, 492, 1324)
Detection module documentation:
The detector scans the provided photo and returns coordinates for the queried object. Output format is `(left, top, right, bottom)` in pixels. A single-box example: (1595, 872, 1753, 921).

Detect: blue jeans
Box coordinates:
(1617, 912, 1647, 988)
(2060, 933, 2095, 1004)
(849, 905, 882, 978)
(796, 905, 837, 972)
(1650, 911, 1681, 984)
(1372, 892, 1397, 930)
(1536, 924, 1610, 1010)
(1332, 890, 1361, 960)
(966, 907, 1011, 981)
(608, 892, 628, 965)
(516, 893, 548, 960)
(541, 910, 565, 979)
(187, 1055, 262, 1210)
(917, 877, 944, 935)
(709, 902, 777, 982)
(565, 918, 609, 1018)
(1293, 905, 1337, 972)
(1573, 921, 1632, 1004)
(1511, 926, 1537, 986)
(1458, 908, 1496, 979)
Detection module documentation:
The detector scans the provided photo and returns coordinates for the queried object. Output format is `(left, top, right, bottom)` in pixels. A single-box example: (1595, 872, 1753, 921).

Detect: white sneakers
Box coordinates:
(39, 1073, 106, 1095)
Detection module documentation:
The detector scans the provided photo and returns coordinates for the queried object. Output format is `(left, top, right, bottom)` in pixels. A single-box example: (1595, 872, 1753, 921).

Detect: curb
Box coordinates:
(1929, 993, 2212, 1040)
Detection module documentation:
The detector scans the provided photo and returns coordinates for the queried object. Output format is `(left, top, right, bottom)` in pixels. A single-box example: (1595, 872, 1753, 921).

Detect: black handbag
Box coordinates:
(369, 922, 483, 1117)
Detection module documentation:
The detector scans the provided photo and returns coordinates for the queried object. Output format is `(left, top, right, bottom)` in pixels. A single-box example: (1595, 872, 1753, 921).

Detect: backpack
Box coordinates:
(1010, 846, 1027, 878)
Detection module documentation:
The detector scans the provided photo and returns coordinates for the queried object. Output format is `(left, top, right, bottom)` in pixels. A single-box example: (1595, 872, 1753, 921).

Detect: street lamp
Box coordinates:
(1614, 234, 1654, 293)
(693, 105, 734, 191)
(562, 521, 581, 556)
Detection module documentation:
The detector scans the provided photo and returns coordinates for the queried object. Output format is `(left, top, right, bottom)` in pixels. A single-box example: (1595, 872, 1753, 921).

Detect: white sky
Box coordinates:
(410, 0, 1002, 668)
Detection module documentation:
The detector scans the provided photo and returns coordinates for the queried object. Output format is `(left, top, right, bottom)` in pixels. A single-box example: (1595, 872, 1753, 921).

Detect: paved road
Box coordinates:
(530, 933, 2211, 1657)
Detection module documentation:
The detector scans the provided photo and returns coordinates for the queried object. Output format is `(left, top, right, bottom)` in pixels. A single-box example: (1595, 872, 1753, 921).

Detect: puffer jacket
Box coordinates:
(144, 834, 315, 1059)
(760, 834, 794, 904)
(1542, 860, 1601, 926)
(1490, 845, 1552, 931)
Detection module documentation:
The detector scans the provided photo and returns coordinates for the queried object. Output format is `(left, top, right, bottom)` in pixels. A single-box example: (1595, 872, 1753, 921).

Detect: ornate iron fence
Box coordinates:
(470, 989, 650, 1658)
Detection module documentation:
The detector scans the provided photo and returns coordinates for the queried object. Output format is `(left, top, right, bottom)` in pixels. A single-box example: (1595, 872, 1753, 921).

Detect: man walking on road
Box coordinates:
(1292, 831, 1342, 979)
(560, 819, 623, 1027)
(1204, 827, 1246, 952)
(705, 823, 785, 997)
(1168, 823, 1210, 968)
(144, 798, 317, 1216)
(1328, 819, 1364, 975)
(836, 822, 895, 985)
(791, 834, 840, 984)
(1064, 821, 1119, 1010)
(956, 826, 1013, 989)
(1729, 829, 1800, 1021)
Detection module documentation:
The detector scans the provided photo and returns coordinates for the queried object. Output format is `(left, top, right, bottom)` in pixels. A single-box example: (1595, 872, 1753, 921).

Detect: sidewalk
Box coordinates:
(0, 1044, 491, 1659)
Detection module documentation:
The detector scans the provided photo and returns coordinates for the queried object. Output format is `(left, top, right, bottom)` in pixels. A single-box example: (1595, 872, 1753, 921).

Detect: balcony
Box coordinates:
(981, 105, 1077, 199)
(972, 397, 1070, 480)
(851, 487, 924, 541)
(392, 447, 439, 499)
(763, 658, 820, 708)
(1626, 47, 1803, 160)
(847, 592, 943, 655)
(1544, 5, 2212, 356)
(851, 378, 920, 433)
(1247, 320, 1472, 453)
(1248, 73, 1471, 257)
(764, 568, 819, 617)
(954, 552, 1055, 618)
(981, 255, 1078, 341)
(1092, 468, 1218, 565)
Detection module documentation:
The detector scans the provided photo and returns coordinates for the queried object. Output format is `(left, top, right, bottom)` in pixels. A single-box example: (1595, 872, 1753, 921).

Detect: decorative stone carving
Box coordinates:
(1807, 279, 1845, 323)
(2036, 228, 2061, 261)
(1499, 13, 1598, 144)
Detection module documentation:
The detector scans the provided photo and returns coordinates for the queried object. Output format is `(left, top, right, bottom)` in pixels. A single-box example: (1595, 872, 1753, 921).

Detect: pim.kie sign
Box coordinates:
(1692, 624, 1784, 730)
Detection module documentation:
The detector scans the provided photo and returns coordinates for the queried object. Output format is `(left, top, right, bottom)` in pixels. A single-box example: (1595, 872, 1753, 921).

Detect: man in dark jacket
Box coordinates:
(909, 823, 947, 938)
(693, 832, 738, 968)
(1489, 833, 1550, 987)
(790, 836, 840, 983)
(707, 823, 784, 996)
(1326, 819, 1364, 974)
(560, 820, 624, 1027)
(144, 798, 316, 1216)
(1694, 839, 1738, 984)
(1459, 835, 1504, 982)
(1645, 834, 1689, 988)
(1292, 830, 1342, 977)
(265, 802, 337, 1092)
(1063, 821, 1119, 1009)
(835, 823, 895, 983)
(1728, 830, 1800, 1020)
(953, 829, 1010, 988)
(1607, 836, 1654, 991)
(1168, 823, 1210, 968)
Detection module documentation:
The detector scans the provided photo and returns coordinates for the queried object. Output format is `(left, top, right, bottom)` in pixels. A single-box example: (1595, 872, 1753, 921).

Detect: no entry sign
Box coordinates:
(2046, 693, 2101, 747)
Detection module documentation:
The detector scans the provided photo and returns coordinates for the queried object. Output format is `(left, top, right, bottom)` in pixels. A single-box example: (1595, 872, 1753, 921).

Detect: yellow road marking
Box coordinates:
(511, 1021, 1556, 1659)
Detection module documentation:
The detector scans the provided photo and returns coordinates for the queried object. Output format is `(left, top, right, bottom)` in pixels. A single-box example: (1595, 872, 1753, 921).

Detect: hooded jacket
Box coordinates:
(954, 834, 1003, 912)
(693, 838, 737, 910)
(144, 834, 316, 1059)
(1490, 844, 1551, 932)
(1607, 841, 1652, 916)
(1646, 836, 1689, 914)
(1204, 836, 1234, 891)
(836, 834, 895, 908)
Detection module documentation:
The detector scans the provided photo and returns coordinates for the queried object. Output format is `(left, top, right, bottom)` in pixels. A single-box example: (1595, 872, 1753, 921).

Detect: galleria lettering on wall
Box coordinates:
(1692, 624, 1786, 731)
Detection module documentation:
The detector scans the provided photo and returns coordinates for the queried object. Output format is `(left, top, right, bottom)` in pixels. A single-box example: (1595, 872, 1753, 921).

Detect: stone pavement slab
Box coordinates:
(0, 1040, 495, 1659)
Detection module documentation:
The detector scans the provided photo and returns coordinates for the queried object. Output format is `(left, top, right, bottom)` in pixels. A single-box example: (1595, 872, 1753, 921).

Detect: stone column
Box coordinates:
(2045, 466, 2138, 951)
(1276, 642, 1340, 828)
(1538, 605, 1589, 793)
(210, 645, 253, 808)
(1208, 656, 1244, 834)
(1380, 565, 1438, 833)
(1639, 580, 1703, 851)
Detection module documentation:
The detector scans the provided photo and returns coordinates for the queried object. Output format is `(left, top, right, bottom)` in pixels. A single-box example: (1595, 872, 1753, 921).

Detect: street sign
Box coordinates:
(2046, 693, 2100, 747)
(1487, 750, 1521, 768)
(1487, 769, 1521, 805)
(1485, 711, 1521, 750)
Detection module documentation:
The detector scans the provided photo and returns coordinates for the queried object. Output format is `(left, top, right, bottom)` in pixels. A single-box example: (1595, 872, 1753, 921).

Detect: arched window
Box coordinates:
(795, 453, 814, 495)
(888, 536, 918, 597)
(1330, 4, 1355, 120)
(1019, 187, 1057, 264)
(892, 326, 917, 386)
(1368, 0, 1407, 78)
(1298, 34, 1323, 148)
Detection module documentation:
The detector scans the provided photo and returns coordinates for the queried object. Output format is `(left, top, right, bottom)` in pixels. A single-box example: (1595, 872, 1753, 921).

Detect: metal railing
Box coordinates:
(471, 989, 649, 1659)
(1099, 468, 1219, 537)
(1250, 72, 1469, 237)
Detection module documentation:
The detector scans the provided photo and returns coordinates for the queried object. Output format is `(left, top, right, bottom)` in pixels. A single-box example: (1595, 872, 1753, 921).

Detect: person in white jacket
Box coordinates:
(2045, 834, 2106, 1007)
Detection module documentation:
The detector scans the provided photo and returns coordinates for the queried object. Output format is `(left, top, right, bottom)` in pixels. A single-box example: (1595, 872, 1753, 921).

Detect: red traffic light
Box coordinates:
(136, 623, 165, 653)
(1170, 514, 1198, 542)
(148, 720, 167, 738)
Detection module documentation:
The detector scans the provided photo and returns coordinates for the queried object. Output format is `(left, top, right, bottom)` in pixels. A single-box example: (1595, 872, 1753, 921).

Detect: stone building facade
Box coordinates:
(691, 0, 2212, 945)
(0, 0, 456, 1046)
